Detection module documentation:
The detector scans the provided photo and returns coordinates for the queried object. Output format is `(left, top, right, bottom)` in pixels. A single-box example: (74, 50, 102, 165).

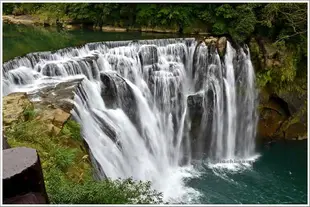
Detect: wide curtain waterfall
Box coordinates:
(2, 38, 258, 201)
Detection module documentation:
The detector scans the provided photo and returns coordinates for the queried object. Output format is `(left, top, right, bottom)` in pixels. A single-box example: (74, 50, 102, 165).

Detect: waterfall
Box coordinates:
(2, 38, 258, 201)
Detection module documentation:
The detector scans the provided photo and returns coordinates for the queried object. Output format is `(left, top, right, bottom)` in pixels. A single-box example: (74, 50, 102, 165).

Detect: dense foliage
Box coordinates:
(5, 109, 163, 204)
(3, 3, 308, 92)
(3, 3, 307, 42)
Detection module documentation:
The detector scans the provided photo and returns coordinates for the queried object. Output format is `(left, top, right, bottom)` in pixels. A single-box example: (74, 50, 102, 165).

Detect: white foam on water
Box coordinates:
(207, 154, 261, 173)
(2, 38, 258, 203)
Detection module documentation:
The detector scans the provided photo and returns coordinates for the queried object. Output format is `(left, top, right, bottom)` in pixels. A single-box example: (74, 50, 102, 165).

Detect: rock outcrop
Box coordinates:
(257, 91, 307, 141)
(3, 80, 81, 136)
(249, 38, 308, 141)
(3, 147, 49, 204)
(3, 93, 33, 129)
(202, 36, 227, 58)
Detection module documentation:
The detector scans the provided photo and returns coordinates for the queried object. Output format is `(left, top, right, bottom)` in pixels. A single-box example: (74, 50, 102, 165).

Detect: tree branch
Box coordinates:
(275, 30, 307, 43)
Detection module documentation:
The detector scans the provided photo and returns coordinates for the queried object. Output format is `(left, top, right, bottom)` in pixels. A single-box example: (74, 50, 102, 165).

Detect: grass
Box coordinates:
(5, 108, 163, 204)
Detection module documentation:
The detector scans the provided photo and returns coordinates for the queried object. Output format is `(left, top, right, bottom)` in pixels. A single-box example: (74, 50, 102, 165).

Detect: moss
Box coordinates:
(249, 38, 264, 72)
(253, 40, 306, 97)
(5, 117, 92, 181)
(5, 107, 163, 204)
(274, 100, 307, 138)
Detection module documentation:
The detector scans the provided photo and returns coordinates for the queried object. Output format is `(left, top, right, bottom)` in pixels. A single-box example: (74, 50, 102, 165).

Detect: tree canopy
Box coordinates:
(3, 3, 308, 92)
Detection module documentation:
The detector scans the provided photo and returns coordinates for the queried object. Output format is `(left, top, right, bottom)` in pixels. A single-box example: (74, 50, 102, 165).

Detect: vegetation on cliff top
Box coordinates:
(5, 108, 163, 204)
(3, 3, 307, 94)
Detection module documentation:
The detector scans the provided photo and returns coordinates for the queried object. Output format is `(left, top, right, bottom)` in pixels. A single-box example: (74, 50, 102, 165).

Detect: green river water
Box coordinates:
(2, 23, 308, 204)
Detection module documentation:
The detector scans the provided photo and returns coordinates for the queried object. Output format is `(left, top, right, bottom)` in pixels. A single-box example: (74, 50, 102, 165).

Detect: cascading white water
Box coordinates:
(2, 38, 258, 201)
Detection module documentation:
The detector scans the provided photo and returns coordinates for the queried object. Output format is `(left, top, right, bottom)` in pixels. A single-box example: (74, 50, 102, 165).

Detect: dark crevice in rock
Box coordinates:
(269, 96, 291, 117)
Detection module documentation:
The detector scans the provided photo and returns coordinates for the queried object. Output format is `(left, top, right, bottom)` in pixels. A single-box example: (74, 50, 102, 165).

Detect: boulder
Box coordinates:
(3, 147, 49, 204)
(47, 123, 61, 136)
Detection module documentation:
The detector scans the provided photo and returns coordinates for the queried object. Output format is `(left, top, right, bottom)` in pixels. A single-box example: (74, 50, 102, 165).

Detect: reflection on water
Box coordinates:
(3, 23, 185, 62)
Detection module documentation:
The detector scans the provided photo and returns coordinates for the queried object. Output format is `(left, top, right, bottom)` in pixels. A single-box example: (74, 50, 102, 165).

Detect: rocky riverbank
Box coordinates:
(3, 15, 208, 34)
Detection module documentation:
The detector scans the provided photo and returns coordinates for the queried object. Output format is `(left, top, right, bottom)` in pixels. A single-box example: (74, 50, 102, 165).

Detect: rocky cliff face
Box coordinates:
(189, 35, 307, 143)
(249, 38, 307, 141)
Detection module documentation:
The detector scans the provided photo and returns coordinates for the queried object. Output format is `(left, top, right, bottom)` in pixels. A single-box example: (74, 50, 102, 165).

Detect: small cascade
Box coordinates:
(2, 38, 258, 201)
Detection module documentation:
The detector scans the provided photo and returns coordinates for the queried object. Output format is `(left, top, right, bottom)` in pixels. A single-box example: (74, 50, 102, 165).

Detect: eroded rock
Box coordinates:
(3, 93, 32, 127)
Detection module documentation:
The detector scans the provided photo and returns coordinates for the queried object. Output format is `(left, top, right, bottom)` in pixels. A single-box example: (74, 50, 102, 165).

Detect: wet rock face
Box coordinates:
(187, 91, 214, 158)
(187, 94, 204, 150)
(100, 72, 139, 127)
(187, 94, 204, 114)
(139, 45, 159, 66)
(3, 147, 49, 204)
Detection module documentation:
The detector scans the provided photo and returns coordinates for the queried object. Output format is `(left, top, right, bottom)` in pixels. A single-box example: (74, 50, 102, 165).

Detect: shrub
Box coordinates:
(23, 105, 36, 121)
(61, 119, 82, 141)
(5, 114, 163, 204)
(47, 177, 163, 204)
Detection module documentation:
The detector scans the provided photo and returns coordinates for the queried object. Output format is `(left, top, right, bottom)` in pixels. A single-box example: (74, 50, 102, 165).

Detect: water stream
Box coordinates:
(1, 37, 279, 203)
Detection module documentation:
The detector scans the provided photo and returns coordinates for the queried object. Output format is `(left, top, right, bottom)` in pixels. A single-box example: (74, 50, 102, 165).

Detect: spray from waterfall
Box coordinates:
(2, 38, 258, 201)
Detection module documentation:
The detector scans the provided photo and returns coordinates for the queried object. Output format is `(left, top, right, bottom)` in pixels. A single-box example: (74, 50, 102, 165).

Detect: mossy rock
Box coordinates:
(3, 93, 33, 126)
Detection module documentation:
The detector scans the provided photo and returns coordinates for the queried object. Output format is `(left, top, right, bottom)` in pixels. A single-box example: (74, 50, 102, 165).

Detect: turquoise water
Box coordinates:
(188, 140, 308, 204)
(2, 24, 308, 204)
